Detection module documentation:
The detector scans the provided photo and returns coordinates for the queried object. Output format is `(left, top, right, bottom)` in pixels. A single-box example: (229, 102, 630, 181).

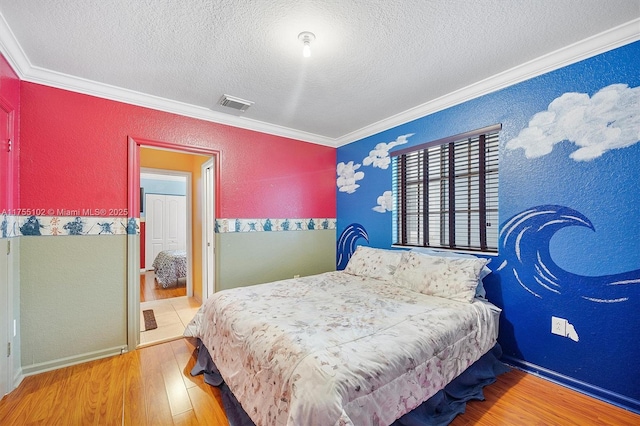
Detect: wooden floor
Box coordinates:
(141, 270, 186, 302)
(450, 371, 640, 426)
(1, 338, 638, 425)
(0, 338, 227, 426)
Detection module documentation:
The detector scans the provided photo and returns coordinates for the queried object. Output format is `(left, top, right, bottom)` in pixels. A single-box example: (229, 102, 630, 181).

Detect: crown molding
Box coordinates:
(0, 11, 637, 149)
(334, 18, 640, 147)
(0, 12, 30, 75)
(23, 65, 338, 148)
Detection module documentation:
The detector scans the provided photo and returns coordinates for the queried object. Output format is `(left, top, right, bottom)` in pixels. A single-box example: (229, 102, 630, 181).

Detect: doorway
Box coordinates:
(141, 170, 189, 296)
(138, 169, 194, 346)
(127, 137, 219, 350)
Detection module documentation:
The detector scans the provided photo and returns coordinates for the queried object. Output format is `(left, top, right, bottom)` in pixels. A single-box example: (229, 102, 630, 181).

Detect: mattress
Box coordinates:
(152, 249, 187, 288)
(186, 271, 500, 426)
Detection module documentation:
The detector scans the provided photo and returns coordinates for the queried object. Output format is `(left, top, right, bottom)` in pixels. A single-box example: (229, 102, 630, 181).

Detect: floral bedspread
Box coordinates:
(152, 250, 187, 288)
(186, 271, 500, 426)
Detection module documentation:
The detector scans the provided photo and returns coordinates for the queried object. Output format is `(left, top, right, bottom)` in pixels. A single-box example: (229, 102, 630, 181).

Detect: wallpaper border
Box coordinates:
(215, 218, 336, 233)
(2, 215, 138, 237)
(2, 215, 337, 237)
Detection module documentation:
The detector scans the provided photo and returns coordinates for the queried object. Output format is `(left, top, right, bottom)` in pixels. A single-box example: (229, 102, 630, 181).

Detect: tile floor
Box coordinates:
(139, 296, 201, 346)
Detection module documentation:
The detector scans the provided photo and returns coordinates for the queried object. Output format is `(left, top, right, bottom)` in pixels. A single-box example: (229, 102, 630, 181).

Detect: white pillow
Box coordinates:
(344, 246, 403, 281)
(393, 251, 489, 303)
(410, 247, 491, 298)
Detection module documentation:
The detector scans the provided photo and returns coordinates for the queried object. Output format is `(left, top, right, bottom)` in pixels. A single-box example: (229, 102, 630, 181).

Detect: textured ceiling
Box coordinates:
(0, 0, 638, 146)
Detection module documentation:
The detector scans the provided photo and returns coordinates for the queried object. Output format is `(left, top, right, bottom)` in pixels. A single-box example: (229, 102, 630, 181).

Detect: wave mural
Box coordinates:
(336, 223, 369, 270)
(497, 205, 640, 303)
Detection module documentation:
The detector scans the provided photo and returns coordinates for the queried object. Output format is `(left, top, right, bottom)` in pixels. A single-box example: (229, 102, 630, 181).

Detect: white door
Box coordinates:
(145, 194, 187, 269)
(147, 194, 166, 268)
(165, 196, 186, 251)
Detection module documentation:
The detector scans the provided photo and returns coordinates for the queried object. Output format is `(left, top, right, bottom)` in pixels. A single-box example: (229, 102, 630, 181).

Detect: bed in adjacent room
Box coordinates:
(185, 246, 507, 425)
(152, 249, 187, 288)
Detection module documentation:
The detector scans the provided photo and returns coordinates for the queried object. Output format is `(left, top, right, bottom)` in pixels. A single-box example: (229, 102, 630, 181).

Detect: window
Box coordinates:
(391, 124, 500, 253)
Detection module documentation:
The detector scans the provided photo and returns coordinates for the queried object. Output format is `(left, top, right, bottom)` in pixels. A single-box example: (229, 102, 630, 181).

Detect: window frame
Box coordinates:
(391, 124, 501, 253)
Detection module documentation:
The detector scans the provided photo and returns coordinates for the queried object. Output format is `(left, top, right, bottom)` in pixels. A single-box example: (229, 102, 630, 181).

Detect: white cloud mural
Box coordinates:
(372, 190, 393, 213)
(336, 161, 365, 194)
(506, 84, 640, 161)
(363, 133, 415, 169)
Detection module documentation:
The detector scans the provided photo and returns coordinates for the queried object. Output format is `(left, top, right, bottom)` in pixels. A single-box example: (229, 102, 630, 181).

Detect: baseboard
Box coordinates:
(12, 368, 24, 391)
(21, 345, 127, 377)
(502, 355, 640, 415)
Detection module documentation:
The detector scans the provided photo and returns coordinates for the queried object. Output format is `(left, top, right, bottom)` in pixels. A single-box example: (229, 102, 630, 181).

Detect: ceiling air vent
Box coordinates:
(218, 94, 254, 112)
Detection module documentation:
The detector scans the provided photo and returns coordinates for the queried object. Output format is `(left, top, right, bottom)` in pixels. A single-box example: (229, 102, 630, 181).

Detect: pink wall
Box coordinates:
(20, 82, 336, 218)
(0, 54, 20, 212)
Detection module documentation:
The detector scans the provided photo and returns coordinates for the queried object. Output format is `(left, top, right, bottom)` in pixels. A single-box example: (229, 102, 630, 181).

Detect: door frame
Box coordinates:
(0, 96, 16, 396)
(201, 158, 215, 300)
(141, 168, 192, 296)
(127, 136, 220, 350)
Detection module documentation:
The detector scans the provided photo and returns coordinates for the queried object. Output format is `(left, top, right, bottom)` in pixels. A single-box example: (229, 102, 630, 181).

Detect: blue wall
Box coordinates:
(336, 41, 640, 411)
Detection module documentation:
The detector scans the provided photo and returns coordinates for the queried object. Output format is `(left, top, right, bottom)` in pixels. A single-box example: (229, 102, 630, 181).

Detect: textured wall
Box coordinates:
(20, 236, 127, 370)
(20, 83, 336, 218)
(336, 41, 640, 409)
(18, 81, 337, 371)
(217, 230, 336, 291)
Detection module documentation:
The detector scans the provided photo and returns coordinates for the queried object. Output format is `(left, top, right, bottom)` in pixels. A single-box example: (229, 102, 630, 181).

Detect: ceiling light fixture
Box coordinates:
(298, 31, 315, 58)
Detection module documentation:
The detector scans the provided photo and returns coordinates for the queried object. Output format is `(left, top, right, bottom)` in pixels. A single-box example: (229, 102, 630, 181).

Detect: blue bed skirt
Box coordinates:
(191, 340, 510, 426)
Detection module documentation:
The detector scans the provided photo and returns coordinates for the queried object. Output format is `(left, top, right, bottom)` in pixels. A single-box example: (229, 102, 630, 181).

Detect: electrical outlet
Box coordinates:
(293, 274, 300, 278)
(551, 316, 567, 336)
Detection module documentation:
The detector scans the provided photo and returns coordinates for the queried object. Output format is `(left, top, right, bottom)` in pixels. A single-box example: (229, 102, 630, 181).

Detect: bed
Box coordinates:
(185, 247, 505, 425)
(152, 249, 187, 288)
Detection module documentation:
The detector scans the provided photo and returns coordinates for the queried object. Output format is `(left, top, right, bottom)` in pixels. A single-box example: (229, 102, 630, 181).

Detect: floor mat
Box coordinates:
(143, 309, 157, 331)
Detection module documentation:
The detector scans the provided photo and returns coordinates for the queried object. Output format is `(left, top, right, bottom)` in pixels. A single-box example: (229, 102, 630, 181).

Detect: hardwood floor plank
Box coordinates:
(123, 351, 148, 426)
(170, 338, 200, 389)
(143, 370, 174, 425)
(0, 387, 37, 425)
(450, 369, 639, 426)
(187, 383, 229, 426)
(28, 367, 67, 424)
(161, 357, 193, 416)
(172, 409, 201, 426)
(73, 363, 105, 425)
(97, 353, 127, 426)
(46, 363, 87, 425)
(140, 344, 177, 426)
(141, 271, 186, 302)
